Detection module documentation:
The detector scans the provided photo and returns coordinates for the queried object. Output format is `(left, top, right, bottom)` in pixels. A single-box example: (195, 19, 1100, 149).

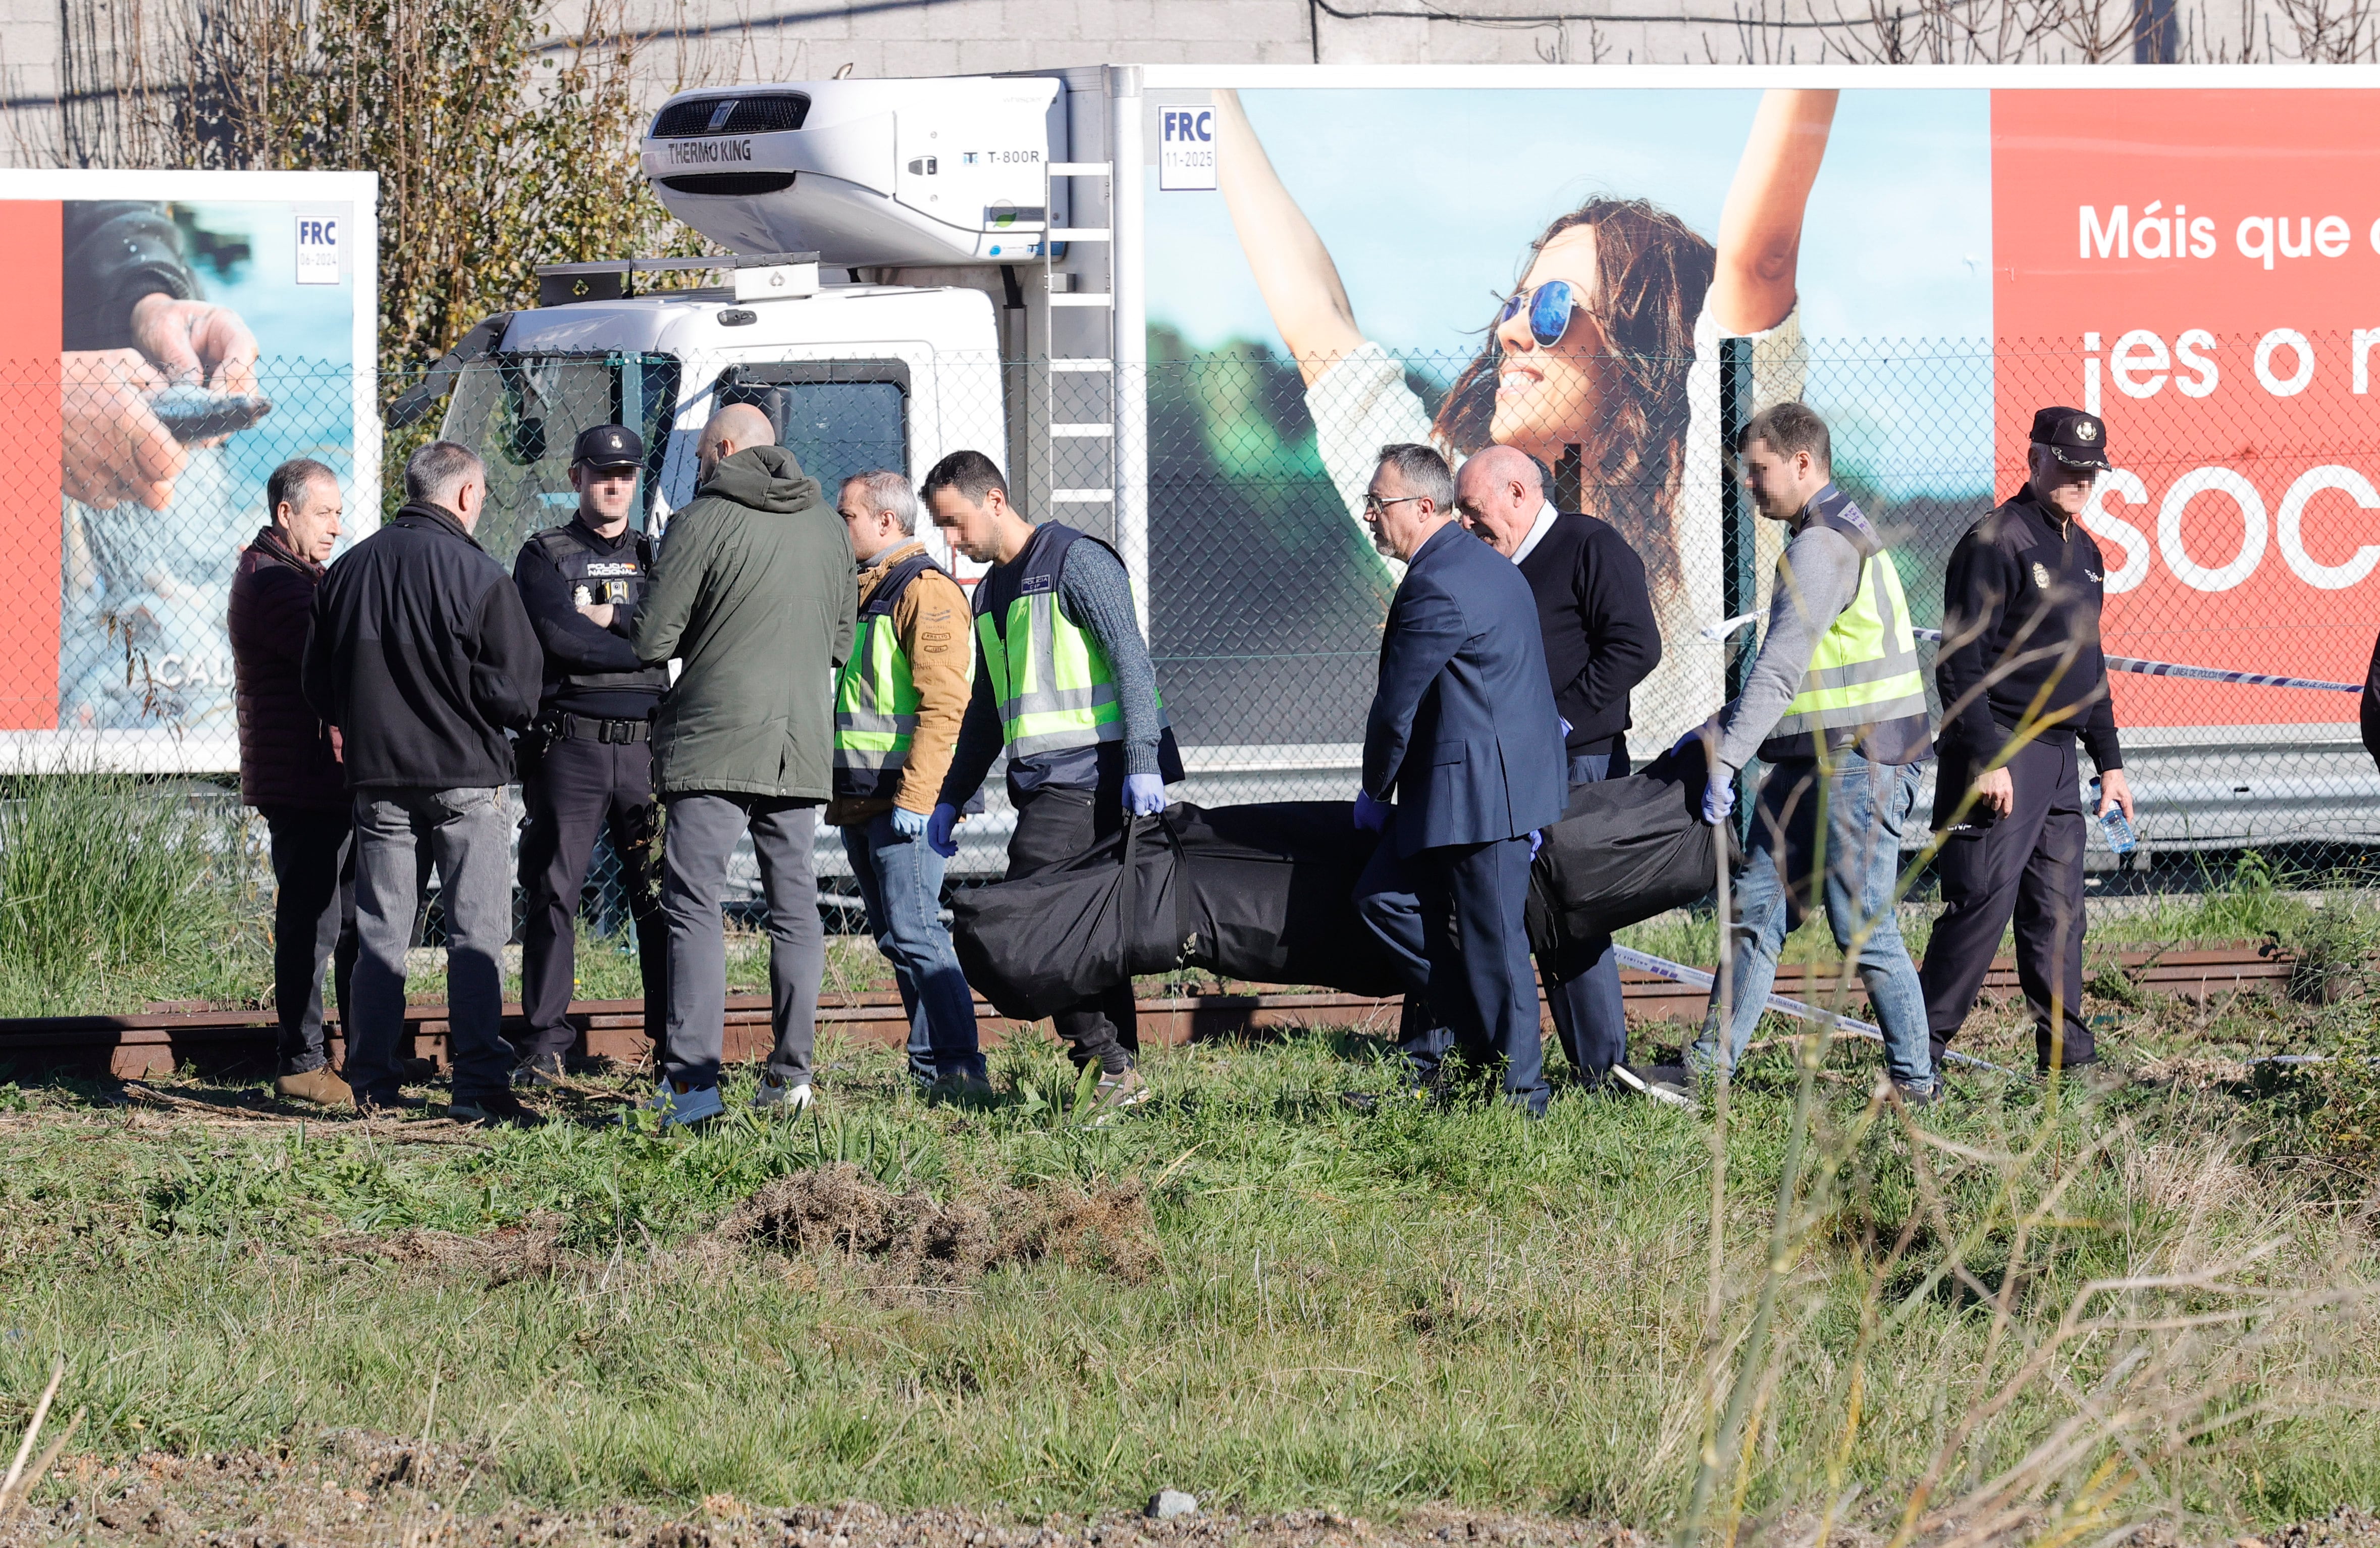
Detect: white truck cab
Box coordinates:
(392, 69, 1151, 879)
(402, 68, 1139, 597)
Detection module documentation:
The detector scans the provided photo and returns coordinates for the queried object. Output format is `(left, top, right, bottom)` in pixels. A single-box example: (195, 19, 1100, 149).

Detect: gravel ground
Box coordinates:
(6, 1435, 2378, 1548)
(0, 1434, 1644, 1548)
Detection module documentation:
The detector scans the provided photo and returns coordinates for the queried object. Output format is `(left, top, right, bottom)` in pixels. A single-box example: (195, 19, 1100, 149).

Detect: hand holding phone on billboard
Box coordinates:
(128, 293, 261, 445)
(61, 348, 187, 512)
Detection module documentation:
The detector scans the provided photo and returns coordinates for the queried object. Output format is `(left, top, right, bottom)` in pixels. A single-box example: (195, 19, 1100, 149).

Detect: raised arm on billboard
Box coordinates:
(1709, 89, 1836, 336)
(1212, 88, 1364, 386)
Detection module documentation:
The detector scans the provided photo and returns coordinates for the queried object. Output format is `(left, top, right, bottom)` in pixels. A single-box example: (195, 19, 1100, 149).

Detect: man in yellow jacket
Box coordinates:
(827, 469, 985, 1093)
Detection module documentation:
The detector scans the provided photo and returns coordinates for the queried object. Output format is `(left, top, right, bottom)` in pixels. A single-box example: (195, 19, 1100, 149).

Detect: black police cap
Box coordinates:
(571, 423, 644, 469)
(2028, 406, 2110, 471)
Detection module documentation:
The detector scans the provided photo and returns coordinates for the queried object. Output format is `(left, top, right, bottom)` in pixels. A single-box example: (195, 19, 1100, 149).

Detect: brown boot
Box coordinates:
(274, 1067, 354, 1108)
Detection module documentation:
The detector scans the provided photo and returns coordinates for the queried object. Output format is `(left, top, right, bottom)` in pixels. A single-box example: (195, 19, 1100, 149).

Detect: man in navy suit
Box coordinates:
(1352, 444, 1567, 1115)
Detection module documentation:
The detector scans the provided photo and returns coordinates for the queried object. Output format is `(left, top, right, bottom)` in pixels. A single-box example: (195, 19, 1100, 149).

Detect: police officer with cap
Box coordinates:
(509, 423, 669, 1086)
(1921, 406, 2136, 1077)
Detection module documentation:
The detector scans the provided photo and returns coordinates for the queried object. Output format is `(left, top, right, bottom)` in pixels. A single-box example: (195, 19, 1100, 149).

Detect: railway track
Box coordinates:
(0, 945, 2295, 1080)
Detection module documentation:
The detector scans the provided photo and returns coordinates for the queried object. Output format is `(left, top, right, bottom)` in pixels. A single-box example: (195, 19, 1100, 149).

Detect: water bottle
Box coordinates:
(2089, 778, 2137, 855)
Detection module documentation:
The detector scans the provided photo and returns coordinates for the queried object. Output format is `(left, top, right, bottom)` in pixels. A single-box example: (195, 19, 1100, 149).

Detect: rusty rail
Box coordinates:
(0, 945, 2292, 1080)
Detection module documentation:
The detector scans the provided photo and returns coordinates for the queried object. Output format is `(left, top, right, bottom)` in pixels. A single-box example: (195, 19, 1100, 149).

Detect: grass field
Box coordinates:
(5, 949, 2380, 1545)
(6, 774, 2380, 1544)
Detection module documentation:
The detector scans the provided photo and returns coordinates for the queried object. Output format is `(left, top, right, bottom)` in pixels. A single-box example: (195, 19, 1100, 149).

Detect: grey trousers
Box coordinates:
(661, 791, 823, 1090)
(349, 786, 516, 1103)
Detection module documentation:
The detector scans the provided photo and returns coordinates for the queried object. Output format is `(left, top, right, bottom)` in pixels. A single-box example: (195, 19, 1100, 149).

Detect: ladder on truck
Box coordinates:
(1041, 158, 1116, 546)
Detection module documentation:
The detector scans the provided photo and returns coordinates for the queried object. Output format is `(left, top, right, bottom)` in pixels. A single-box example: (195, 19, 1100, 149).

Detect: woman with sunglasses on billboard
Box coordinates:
(1212, 87, 1835, 743)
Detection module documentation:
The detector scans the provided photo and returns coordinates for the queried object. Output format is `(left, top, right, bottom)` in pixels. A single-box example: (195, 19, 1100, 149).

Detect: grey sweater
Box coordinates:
(1712, 521, 1864, 773)
(942, 537, 1162, 802)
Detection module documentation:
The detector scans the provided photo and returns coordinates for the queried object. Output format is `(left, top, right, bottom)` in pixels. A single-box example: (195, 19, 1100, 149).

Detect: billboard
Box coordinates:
(1138, 75, 2380, 755)
(0, 169, 378, 772)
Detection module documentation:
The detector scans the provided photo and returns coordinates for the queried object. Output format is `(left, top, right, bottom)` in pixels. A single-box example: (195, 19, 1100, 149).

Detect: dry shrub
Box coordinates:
(714, 1165, 1160, 1287)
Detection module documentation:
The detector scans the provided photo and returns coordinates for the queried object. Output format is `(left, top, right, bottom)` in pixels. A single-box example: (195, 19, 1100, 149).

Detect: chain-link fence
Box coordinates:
(23, 330, 2380, 949)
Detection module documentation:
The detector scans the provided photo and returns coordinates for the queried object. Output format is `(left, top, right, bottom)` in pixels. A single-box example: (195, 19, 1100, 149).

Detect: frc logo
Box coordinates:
(295, 215, 339, 285)
(1158, 106, 1216, 192)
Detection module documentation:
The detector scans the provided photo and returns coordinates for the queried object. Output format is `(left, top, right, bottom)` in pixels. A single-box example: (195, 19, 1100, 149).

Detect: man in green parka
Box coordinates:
(630, 403, 857, 1125)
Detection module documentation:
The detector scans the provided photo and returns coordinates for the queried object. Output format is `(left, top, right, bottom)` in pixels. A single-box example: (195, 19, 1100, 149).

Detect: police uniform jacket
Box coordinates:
(512, 515, 666, 723)
(1932, 484, 2124, 823)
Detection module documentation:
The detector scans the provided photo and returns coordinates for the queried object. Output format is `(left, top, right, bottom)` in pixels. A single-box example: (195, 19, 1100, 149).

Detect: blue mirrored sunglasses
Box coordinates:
(1495, 279, 1584, 348)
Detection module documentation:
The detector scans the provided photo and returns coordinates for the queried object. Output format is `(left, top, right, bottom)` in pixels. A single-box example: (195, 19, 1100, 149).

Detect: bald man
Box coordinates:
(1450, 445, 1660, 1086)
(629, 404, 858, 1126)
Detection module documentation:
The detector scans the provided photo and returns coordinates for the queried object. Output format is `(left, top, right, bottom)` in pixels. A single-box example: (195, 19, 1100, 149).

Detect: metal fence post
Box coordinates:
(1719, 335, 1757, 833)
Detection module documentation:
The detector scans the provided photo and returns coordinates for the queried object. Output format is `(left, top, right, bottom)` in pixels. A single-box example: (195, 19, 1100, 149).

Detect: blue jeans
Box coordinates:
(1689, 750, 1934, 1090)
(840, 811, 984, 1085)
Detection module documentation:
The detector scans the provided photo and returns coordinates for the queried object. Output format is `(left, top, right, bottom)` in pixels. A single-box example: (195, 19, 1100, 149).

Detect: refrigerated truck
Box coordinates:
(396, 66, 2380, 879)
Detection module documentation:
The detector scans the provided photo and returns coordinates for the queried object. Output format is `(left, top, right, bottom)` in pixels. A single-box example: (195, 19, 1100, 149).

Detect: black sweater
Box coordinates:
(1513, 512, 1662, 759)
(1935, 487, 2123, 772)
(301, 503, 543, 790)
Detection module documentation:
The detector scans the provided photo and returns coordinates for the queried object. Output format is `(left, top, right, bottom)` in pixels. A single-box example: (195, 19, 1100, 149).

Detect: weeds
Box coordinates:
(0, 772, 260, 1015)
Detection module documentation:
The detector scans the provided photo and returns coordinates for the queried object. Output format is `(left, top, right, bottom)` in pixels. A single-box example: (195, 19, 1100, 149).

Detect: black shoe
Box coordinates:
(451, 1091, 545, 1128)
(512, 1052, 568, 1090)
(354, 1090, 427, 1116)
(1890, 1078, 1941, 1108)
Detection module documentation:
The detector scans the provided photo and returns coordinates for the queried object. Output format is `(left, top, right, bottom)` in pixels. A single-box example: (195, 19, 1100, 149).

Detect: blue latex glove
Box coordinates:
(890, 805, 929, 839)
(1558, 717, 1572, 740)
(1702, 772, 1736, 827)
(925, 802, 961, 858)
(1528, 828, 1543, 859)
(1352, 790, 1390, 833)
(1671, 725, 1714, 760)
(1123, 772, 1167, 816)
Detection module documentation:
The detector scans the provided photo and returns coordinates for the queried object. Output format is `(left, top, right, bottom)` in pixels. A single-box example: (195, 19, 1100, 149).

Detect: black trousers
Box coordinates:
(262, 805, 358, 1076)
(1411, 836, 1549, 1113)
(1920, 737, 2096, 1071)
(1007, 784, 1139, 1073)
(516, 730, 666, 1065)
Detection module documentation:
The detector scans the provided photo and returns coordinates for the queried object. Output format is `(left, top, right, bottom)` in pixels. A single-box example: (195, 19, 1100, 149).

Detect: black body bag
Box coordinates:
(948, 801, 1407, 1021)
(1525, 742, 1738, 973)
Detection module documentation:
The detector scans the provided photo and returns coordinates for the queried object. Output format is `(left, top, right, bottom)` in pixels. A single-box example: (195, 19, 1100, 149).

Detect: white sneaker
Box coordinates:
(753, 1073, 814, 1113)
(625, 1078, 724, 1128)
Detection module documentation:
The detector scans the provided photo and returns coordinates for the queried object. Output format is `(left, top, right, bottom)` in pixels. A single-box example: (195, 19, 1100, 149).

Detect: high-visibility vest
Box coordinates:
(832, 547, 963, 800)
(974, 522, 1161, 758)
(1761, 487, 1932, 763)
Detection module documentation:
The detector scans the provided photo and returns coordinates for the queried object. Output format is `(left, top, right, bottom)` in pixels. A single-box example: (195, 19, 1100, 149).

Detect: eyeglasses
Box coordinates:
(1495, 279, 1590, 349)
(1363, 492, 1429, 517)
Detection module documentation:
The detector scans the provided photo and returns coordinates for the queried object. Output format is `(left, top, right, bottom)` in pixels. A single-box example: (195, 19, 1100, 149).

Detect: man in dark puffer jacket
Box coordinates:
(230, 457, 357, 1108)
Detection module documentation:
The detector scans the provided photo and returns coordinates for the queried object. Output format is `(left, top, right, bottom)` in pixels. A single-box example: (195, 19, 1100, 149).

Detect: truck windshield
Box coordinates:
(713, 360, 910, 504)
(440, 352, 679, 564)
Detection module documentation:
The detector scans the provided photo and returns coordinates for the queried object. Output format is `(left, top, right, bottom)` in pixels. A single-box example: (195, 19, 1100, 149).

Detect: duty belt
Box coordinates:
(543, 711, 650, 745)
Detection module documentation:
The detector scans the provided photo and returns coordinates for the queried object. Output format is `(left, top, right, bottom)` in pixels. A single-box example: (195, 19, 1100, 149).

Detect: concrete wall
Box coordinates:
(0, 0, 2339, 170)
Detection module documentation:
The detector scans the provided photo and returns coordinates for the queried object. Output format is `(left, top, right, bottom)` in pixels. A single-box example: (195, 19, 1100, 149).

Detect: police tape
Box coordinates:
(1698, 614, 2360, 695)
(1610, 943, 2024, 1078)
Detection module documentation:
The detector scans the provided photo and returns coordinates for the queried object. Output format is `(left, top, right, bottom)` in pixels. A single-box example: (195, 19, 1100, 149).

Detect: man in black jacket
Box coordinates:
(302, 441, 543, 1123)
(509, 425, 669, 1087)
(1453, 445, 1660, 1086)
(1922, 407, 2135, 1075)
(230, 457, 355, 1108)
